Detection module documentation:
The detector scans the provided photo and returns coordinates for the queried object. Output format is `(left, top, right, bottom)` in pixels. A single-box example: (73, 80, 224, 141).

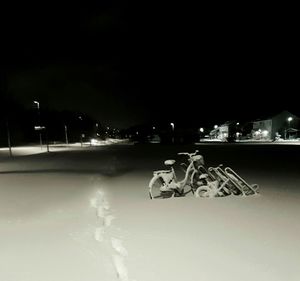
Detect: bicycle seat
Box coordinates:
(164, 159, 176, 166)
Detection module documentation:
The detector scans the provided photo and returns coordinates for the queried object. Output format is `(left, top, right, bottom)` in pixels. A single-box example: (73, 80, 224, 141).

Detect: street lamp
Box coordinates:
(286, 117, 293, 140)
(33, 100, 40, 110)
(6, 120, 12, 157)
(64, 125, 69, 146)
(33, 100, 42, 150)
(213, 125, 218, 139)
(78, 116, 83, 147)
(199, 127, 204, 142)
(95, 123, 99, 138)
(170, 123, 175, 143)
(287, 117, 293, 127)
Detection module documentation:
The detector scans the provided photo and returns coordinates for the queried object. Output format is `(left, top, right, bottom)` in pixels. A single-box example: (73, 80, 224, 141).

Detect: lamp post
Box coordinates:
(64, 125, 69, 146)
(33, 100, 42, 150)
(199, 127, 204, 142)
(78, 116, 83, 147)
(6, 120, 12, 157)
(235, 122, 240, 141)
(33, 100, 39, 110)
(95, 123, 100, 139)
(170, 122, 175, 144)
(287, 117, 293, 140)
(214, 125, 218, 139)
(288, 117, 293, 128)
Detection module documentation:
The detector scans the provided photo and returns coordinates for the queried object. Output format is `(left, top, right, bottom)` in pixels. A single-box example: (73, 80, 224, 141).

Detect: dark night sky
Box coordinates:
(0, 3, 299, 128)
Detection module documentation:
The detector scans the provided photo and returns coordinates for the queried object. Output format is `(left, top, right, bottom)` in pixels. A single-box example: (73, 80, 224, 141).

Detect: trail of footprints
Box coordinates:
(90, 191, 132, 281)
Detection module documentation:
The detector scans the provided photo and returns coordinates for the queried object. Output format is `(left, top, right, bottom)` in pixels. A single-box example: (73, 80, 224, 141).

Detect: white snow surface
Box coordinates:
(1, 144, 300, 281)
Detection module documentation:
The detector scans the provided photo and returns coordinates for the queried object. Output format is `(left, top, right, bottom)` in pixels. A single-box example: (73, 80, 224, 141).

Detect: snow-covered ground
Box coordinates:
(0, 139, 130, 157)
(1, 144, 300, 281)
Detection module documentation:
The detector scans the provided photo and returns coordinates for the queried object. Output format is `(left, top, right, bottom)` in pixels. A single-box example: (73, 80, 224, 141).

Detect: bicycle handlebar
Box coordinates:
(177, 150, 199, 157)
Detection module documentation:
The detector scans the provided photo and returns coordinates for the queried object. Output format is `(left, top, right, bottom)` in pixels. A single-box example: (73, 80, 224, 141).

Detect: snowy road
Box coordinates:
(1, 144, 300, 281)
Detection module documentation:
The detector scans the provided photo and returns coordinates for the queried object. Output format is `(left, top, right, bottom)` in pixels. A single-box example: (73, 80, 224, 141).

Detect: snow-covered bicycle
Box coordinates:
(148, 150, 204, 199)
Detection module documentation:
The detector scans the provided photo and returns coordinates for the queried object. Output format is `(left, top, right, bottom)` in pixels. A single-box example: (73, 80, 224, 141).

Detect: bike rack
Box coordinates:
(224, 167, 259, 195)
(208, 166, 241, 195)
(149, 151, 259, 199)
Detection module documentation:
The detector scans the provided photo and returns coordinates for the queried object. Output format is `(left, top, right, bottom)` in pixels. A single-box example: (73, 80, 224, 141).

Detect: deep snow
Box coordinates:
(1, 143, 300, 281)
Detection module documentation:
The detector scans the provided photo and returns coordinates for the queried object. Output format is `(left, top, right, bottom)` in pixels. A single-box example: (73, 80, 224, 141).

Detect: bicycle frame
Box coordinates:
(149, 150, 202, 199)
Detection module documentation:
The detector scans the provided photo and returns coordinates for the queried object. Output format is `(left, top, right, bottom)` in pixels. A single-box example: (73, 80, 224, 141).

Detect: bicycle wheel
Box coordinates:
(149, 177, 174, 199)
(195, 186, 211, 198)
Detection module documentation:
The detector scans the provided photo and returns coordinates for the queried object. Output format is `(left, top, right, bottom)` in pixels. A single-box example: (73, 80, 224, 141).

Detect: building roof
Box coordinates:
(220, 120, 238, 126)
(252, 110, 299, 122)
(286, 128, 299, 132)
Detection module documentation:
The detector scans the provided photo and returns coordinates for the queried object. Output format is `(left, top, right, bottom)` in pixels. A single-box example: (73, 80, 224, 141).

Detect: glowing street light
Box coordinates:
(286, 117, 293, 140)
(33, 100, 40, 109)
(214, 125, 218, 129)
(199, 128, 204, 142)
(170, 123, 175, 144)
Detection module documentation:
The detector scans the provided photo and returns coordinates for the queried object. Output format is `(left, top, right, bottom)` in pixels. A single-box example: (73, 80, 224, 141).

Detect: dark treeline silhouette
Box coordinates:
(0, 97, 109, 147)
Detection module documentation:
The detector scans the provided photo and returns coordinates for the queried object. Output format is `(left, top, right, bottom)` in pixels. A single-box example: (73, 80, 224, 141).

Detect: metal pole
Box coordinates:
(78, 116, 83, 147)
(34, 101, 43, 149)
(6, 121, 12, 157)
(39, 132, 43, 150)
(170, 123, 175, 144)
(38, 104, 42, 149)
(64, 125, 69, 145)
(46, 129, 49, 152)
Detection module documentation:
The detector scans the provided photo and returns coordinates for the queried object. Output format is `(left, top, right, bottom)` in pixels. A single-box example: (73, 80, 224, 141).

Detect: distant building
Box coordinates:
(209, 121, 239, 142)
(251, 110, 300, 140)
(218, 123, 230, 141)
